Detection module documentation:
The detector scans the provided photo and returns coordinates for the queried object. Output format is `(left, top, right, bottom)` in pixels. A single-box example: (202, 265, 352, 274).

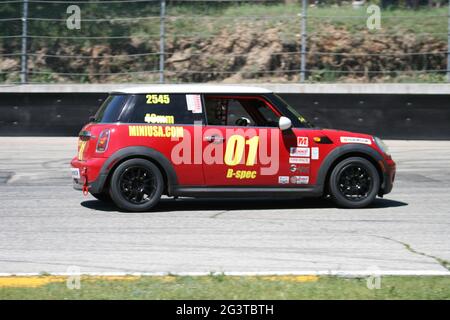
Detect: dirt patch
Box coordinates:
(2, 24, 446, 83)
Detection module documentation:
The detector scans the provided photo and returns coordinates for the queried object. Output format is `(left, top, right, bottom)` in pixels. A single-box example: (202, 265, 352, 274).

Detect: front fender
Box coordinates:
(316, 144, 386, 192)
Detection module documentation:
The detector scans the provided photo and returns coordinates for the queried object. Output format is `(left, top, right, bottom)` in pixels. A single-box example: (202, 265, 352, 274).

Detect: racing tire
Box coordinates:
(109, 158, 164, 212)
(90, 192, 112, 203)
(328, 157, 380, 209)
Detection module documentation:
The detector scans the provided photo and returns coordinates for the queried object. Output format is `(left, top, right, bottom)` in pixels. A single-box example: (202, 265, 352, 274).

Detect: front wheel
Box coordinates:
(328, 157, 380, 208)
(109, 158, 164, 212)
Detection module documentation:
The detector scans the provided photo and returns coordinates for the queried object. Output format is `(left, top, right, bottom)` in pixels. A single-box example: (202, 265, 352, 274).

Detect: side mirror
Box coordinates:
(88, 116, 96, 123)
(278, 116, 292, 131)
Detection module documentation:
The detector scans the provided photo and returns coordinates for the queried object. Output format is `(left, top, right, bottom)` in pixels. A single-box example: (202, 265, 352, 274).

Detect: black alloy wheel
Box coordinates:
(328, 157, 380, 208)
(109, 158, 164, 211)
(119, 166, 157, 204)
(337, 164, 373, 201)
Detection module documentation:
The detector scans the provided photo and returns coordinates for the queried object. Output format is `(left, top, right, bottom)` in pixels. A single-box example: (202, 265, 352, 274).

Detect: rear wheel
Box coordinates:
(328, 157, 380, 208)
(109, 158, 164, 212)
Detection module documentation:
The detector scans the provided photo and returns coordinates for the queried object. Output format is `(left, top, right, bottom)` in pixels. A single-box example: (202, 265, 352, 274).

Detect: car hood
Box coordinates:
(316, 128, 374, 144)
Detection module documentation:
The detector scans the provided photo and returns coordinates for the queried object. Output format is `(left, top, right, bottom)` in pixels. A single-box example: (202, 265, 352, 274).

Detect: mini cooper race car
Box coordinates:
(71, 85, 396, 211)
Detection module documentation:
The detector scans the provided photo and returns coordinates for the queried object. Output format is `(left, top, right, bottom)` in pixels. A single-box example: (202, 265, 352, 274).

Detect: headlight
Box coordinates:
(373, 136, 390, 155)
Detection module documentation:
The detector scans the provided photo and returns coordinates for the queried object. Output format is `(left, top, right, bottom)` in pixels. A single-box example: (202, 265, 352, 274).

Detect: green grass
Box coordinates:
(2, 3, 446, 44)
(164, 4, 449, 41)
(1, 275, 450, 300)
(307, 6, 448, 40)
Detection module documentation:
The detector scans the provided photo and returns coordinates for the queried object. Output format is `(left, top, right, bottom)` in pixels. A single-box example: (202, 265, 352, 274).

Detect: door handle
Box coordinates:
(205, 135, 225, 143)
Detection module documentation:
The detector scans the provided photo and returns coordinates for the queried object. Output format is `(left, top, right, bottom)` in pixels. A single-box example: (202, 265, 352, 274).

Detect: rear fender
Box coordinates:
(91, 146, 178, 195)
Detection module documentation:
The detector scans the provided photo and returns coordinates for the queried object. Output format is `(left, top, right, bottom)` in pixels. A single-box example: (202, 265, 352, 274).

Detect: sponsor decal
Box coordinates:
(300, 168, 310, 175)
(311, 147, 319, 160)
(128, 125, 184, 138)
(278, 176, 289, 184)
(186, 94, 202, 114)
(290, 176, 309, 184)
(144, 113, 175, 124)
(298, 167, 310, 174)
(340, 136, 372, 145)
(290, 147, 310, 157)
(290, 164, 310, 174)
(226, 168, 257, 179)
(297, 136, 309, 147)
(289, 157, 310, 164)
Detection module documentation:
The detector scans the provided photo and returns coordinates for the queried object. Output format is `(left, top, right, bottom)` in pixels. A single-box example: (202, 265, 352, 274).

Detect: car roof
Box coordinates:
(111, 84, 272, 95)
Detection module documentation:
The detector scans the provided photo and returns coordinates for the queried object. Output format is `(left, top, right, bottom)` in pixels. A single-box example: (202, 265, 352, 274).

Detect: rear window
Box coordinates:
(128, 94, 201, 125)
(93, 95, 128, 123)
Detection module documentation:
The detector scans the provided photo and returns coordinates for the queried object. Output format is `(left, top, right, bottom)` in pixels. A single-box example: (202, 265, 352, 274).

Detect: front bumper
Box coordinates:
(379, 159, 396, 196)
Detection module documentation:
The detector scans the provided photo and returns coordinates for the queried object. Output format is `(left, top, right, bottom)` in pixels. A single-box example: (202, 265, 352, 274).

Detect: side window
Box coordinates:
(93, 95, 128, 123)
(128, 94, 201, 124)
(258, 106, 278, 126)
(227, 100, 255, 126)
(204, 96, 280, 127)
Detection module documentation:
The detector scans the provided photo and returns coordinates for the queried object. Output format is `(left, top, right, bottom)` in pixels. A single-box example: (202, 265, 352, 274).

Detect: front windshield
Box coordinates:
(273, 94, 313, 128)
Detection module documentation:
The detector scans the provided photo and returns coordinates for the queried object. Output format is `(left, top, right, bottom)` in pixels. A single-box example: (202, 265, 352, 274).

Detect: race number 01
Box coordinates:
(224, 135, 259, 166)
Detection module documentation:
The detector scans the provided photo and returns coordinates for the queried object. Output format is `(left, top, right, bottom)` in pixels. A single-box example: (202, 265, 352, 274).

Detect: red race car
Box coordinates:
(71, 85, 396, 211)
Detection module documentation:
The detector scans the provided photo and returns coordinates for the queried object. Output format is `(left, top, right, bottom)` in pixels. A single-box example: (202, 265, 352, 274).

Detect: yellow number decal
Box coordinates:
(78, 140, 88, 161)
(146, 94, 154, 104)
(224, 135, 259, 166)
(146, 94, 170, 104)
(224, 135, 245, 166)
(245, 136, 259, 166)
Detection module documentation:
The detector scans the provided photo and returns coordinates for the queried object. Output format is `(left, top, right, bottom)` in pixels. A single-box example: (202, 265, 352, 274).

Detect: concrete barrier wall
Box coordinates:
(0, 84, 449, 139)
(281, 94, 450, 140)
(0, 93, 104, 136)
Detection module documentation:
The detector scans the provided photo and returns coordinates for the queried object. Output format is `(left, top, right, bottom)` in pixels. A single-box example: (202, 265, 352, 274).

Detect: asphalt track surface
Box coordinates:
(0, 138, 449, 275)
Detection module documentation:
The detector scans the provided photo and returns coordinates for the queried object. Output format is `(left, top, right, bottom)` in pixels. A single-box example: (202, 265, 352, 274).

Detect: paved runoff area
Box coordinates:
(0, 137, 449, 275)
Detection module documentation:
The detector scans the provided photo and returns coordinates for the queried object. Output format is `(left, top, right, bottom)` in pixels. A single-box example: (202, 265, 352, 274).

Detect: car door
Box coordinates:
(201, 94, 304, 186)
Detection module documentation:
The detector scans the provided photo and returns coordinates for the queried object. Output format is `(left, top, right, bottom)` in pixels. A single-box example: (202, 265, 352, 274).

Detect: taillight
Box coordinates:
(96, 129, 110, 153)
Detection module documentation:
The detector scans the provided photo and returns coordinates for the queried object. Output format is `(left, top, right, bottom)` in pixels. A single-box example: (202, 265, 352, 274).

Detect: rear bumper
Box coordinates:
(73, 179, 83, 191)
(72, 176, 104, 194)
(71, 157, 106, 194)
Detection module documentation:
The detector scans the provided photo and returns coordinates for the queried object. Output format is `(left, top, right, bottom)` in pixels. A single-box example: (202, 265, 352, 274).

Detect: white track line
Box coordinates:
(0, 270, 449, 277)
